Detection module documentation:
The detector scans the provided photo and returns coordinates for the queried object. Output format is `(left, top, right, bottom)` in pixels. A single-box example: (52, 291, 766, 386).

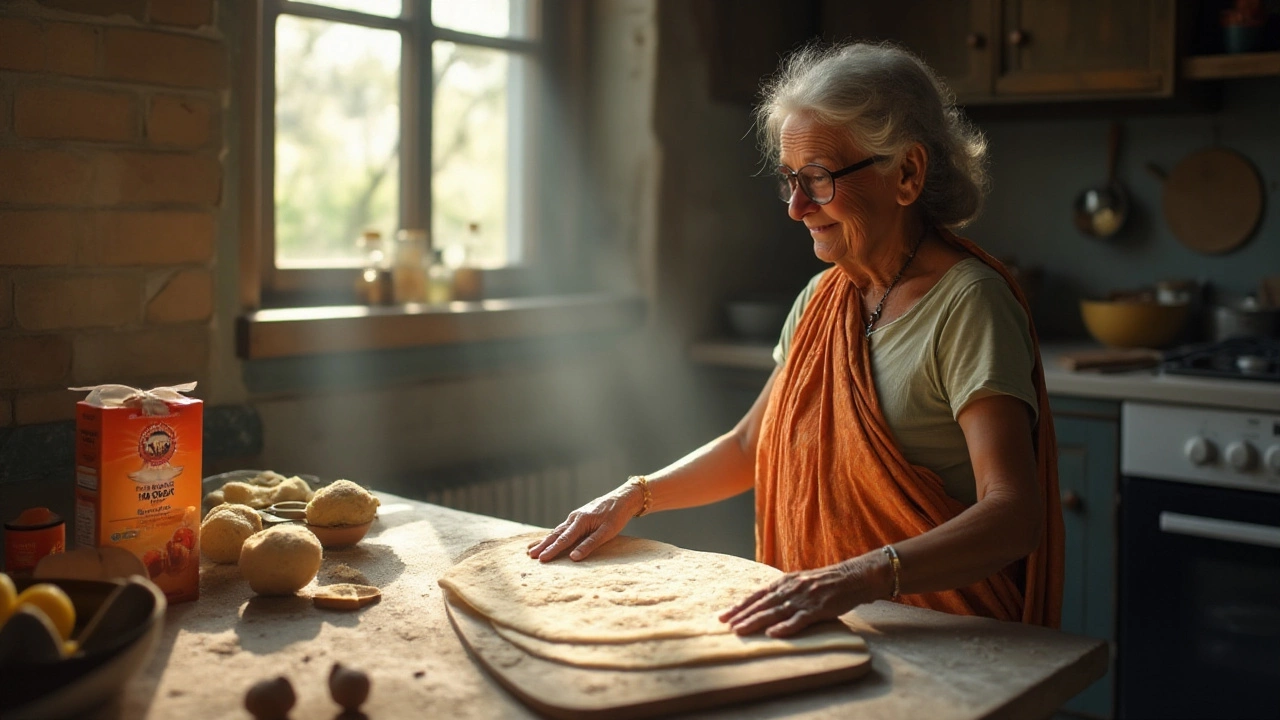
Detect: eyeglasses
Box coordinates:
(776, 156, 883, 205)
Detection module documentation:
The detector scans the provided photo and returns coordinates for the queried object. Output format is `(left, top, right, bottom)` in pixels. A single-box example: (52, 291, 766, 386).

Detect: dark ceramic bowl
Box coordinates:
(0, 576, 165, 719)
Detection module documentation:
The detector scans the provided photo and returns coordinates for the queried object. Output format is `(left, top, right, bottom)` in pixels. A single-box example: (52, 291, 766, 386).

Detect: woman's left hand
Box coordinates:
(718, 558, 885, 637)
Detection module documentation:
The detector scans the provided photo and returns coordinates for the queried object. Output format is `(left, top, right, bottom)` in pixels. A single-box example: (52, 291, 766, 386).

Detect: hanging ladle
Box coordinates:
(1073, 121, 1129, 238)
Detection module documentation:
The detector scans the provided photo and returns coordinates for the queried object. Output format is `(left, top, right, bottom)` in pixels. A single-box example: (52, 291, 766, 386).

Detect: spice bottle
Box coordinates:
(450, 225, 483, 302)
(427, 248, 453, 304)
(353, 230, 391, 305)
(4, 507, 66, 577)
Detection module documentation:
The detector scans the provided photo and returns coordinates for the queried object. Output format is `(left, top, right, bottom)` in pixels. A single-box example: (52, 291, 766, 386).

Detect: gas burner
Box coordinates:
(1160, 337, 1280, 383)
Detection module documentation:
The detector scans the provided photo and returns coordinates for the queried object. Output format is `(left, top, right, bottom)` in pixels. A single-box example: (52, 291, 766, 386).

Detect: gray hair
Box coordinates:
(756, 42, 989, 228)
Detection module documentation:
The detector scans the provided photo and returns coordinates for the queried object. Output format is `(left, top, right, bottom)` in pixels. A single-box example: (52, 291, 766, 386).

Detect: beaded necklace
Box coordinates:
(863, 234, 924, 338)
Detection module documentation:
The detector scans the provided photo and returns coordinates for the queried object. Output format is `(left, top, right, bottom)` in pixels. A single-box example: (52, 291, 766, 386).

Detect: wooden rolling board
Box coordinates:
(1160, 147, 1263, 255)
(445, 598, 873, 720)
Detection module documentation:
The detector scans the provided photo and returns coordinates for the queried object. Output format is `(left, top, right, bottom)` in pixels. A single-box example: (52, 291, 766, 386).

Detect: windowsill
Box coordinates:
(237, 293, 646, 360)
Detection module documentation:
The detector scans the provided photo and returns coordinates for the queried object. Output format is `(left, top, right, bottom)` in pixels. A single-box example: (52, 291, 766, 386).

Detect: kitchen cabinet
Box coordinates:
(819, 0, 1178, 104)
(703, 0, 820, 105)
(1050, 395, 1120, 719)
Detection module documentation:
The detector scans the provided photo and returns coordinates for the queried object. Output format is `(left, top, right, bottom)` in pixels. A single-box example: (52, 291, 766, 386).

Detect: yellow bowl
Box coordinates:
(1080, 299, 1189, 349)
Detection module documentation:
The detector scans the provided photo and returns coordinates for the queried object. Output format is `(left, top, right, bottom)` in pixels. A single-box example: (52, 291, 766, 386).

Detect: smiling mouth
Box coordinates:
(807, 223, 836, 234)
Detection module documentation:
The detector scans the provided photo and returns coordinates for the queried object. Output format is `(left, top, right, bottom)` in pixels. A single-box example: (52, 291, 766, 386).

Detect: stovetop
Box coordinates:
(1161, 337, 1280, 383)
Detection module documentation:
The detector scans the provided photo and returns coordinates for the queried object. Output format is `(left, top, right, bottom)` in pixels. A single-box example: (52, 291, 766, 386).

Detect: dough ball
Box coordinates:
(306, 480, 379, 527)
(222, 481, 271, 509)
(210, 503, 264, 532)
(200, 504, 264, 564)
(203, 489, 226, 516)
(249, 471, 288, 488)
(271, 476, 313, 504)
(239, 525, 322, 596)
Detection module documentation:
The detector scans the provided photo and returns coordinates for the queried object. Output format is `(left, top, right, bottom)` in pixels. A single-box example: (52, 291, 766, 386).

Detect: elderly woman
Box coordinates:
(529, 42, 1064, 634)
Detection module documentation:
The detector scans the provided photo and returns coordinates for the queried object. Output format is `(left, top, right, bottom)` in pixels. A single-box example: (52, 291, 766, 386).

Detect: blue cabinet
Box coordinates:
(1051, 396, 1120, 719)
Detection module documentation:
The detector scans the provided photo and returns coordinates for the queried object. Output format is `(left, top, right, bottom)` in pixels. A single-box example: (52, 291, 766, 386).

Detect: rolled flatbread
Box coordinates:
(439, 532, 866, 667)
(490, 620, 867, 669)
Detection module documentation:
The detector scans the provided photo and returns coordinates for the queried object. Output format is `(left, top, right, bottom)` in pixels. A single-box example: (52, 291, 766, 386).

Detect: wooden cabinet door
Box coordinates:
(819, 0, 997, 102)
(1052, 397, 1120, 719)
(996, 0, 1176, 98)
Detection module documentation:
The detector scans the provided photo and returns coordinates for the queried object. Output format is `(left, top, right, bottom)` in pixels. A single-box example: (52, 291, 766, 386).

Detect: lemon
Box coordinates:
(16, 583, 76, 641)
(0, 572, 16, 624)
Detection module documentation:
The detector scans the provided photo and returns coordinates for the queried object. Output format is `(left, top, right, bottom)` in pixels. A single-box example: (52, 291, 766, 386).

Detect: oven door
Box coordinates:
(1119, 476, 1280, 720)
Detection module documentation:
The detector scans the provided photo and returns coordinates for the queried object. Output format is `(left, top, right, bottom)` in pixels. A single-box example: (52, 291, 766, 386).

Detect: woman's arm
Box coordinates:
(722, 392, 1042, 636)
(527, 366, 780, 562)
(887, 392, 1044, 591)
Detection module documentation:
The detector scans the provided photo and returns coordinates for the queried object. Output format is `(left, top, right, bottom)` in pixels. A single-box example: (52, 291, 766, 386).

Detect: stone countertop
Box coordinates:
(1039, 344, 1280, 412)
(690, 339, 1280, 412)
(101, 492, 1106, 720)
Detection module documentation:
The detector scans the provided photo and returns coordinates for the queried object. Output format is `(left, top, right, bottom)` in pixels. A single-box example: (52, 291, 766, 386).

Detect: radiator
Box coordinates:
(415, 454, 621, 529)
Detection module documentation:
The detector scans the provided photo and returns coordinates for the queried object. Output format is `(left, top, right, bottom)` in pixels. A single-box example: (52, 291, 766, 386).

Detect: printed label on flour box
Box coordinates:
(73, 383, 202, 604)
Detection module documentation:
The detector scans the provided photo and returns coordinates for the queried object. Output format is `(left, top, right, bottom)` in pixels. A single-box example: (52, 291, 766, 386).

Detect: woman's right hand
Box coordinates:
(526, 483, 644, 563)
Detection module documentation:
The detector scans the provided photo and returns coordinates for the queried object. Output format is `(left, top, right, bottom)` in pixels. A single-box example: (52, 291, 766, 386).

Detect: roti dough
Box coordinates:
(490, 620, 867, 669)
(439, 533, 784, 643)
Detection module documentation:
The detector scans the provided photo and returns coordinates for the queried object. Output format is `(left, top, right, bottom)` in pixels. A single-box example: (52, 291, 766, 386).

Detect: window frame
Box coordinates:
(258, 0, 544, 303)
(236, 1, 638, 361)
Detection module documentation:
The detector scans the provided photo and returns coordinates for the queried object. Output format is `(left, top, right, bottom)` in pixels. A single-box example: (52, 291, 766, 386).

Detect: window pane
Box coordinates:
(432, 0, 537, 40)
(275, 16, 401, 268)
(433, 42, 525, 269)
(304, 0, 401, 18)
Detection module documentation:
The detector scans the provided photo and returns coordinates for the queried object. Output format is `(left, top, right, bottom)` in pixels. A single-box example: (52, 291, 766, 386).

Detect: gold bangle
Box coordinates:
(628, 475, 651, 518)
(881, 545, 901, 599)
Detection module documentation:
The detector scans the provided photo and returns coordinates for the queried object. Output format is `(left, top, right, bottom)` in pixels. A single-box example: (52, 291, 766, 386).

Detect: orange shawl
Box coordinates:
(755, 230, 1063, 627)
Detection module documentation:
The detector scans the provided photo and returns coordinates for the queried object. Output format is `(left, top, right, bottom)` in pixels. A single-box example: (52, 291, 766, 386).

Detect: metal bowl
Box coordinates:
(201, 470, 323, 515)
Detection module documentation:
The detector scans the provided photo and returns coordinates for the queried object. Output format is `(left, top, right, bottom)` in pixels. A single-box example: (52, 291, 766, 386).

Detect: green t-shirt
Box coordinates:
(772, 257, 1037, 505)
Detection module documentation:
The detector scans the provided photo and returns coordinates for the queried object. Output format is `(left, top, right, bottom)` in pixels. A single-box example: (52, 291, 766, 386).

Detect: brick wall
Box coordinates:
(0, 0, 224, 427)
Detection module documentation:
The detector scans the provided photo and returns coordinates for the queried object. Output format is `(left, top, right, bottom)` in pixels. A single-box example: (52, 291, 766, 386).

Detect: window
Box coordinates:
(263, 0, 541, 296)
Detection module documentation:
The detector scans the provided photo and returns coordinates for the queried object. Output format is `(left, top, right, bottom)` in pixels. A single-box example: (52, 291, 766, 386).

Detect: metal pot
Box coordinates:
(1211, 301, 1280, 341)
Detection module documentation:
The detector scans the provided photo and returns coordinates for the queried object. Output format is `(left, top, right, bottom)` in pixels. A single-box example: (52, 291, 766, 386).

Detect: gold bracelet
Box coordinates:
(628, 475, 651, 518)
(881, 545, 901, 599)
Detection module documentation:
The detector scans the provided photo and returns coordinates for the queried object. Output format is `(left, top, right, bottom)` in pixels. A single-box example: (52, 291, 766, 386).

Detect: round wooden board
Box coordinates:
(1161, 148, 1263, 255)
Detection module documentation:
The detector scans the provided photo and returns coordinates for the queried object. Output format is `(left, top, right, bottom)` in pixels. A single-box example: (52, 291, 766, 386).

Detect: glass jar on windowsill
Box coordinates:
(354, 230, 392, 305)
(392, 229, 429, 304)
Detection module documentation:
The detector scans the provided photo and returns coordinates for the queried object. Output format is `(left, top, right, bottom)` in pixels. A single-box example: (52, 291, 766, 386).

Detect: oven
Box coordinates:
(1118, 401, 1280, 720)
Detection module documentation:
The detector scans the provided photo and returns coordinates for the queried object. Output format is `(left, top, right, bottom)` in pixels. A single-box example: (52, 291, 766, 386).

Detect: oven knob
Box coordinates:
(1184, 437, 1215, 465)
(1265, 445, 1280, 475)
(1224, 441, 1258, 472)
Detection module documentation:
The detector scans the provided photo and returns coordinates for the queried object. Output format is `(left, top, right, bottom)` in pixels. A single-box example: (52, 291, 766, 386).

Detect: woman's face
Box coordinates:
(778, 114, 899, 265)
